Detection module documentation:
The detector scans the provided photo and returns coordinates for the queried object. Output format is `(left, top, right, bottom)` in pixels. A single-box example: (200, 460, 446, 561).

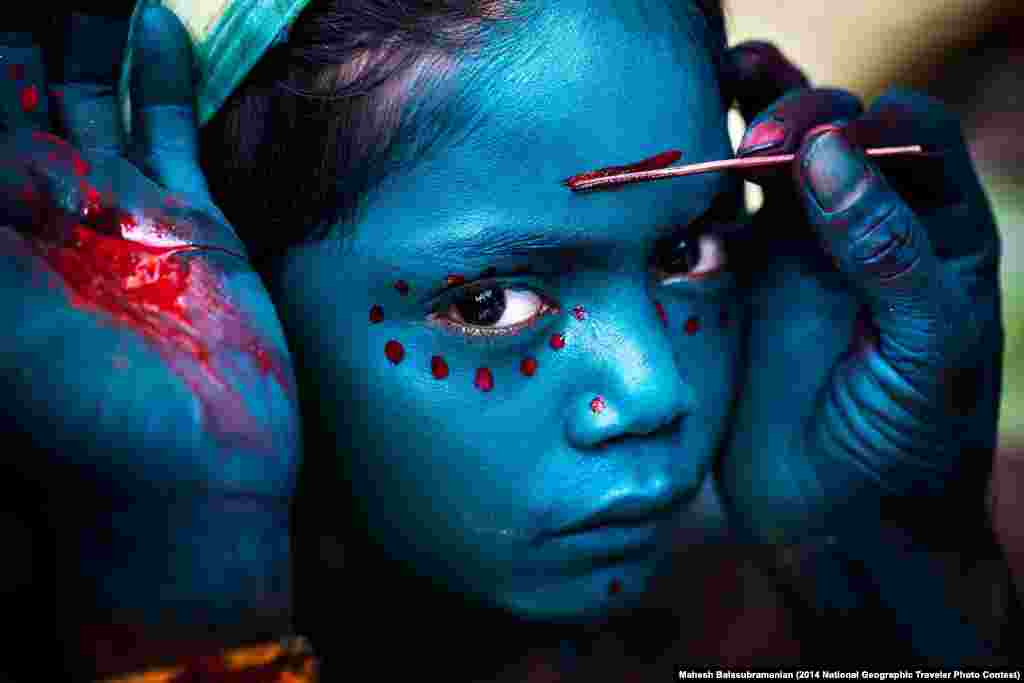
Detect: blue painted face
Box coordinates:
(274, 0, 741, 621)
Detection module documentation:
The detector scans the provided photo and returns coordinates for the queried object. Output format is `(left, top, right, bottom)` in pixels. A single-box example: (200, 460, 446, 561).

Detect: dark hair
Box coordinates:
(200, 0, 727, 268)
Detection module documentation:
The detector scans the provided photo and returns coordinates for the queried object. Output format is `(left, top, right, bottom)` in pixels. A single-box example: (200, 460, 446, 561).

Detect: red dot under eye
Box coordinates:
(684, 316, 700, 335)
(550, 333, 565, 350)
(385, 340, 404, 364)
(474, 367, 494, 392)
(520, 357, 538, 377)
(431, 355, 449, 380)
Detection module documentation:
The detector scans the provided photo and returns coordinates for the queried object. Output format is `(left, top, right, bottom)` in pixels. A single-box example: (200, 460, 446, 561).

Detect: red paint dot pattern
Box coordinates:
(369, 305, 384, 324)
(474, 367, 494, 392)
(431, 355, 449, 380)
(590, 396, 606, 414)
(385, 340, 404, 364)
(20, 85, 39, 113)
(394, 280, 409, 296)
(684, 316, 700, 335)
(550, 333, 565, 350)
(520, 357, 538, 377)
(572, 305, 587, 321)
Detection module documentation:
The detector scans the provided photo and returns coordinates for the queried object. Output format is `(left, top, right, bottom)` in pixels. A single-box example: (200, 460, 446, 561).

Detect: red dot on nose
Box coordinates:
(655, 301, 668, 327)
(384, 340, 404, 364)
(474, 367, 494, 392)
(520, 357, 538, 377)
(431, 355, 449, 380)
(684, 316, 700, 335)
(369, 305, 384, 324)
(550, 333, 565, 350)
(590, 396, 606, 414)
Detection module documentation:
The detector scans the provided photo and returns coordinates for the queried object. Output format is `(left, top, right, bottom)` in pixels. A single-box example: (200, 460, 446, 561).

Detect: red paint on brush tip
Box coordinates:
(520, 357, 538, 377)
(431, 355, 449, 380)
(385, 340, 405, 364)
(369, 305, 384, 324)
(30, 218, 290, 452)
(563, 150, 682, 189)
(550, 333, 565, 350)
(20, 85, 39, 113)
(474, 367, 494, 392)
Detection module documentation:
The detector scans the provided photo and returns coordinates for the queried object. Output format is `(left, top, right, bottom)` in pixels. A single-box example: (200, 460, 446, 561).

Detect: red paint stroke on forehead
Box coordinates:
(30, 220, 290, 453)
(474, 367, 494, 392)
(563, 150, 682, 190)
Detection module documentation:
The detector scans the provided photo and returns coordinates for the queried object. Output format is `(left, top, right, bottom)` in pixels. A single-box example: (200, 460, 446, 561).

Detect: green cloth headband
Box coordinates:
(119, 0, 314, 130)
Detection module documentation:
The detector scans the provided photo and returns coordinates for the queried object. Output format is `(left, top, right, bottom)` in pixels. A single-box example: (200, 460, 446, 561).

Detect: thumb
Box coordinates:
(796, 127, 971, 394)
(128, 4, 213, 204)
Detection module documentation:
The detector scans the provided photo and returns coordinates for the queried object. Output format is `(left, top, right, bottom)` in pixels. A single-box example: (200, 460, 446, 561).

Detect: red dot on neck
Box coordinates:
(520, 357, 538, 377)
(431, 355, 449, 380)
(684, 316, 700, 335)
(474, 367, 494, 392)
(550, 333, 565, 350)
(385, 340, 404, 364)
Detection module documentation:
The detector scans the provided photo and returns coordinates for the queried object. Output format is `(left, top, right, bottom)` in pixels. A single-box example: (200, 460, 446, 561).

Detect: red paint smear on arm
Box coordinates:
(563, 150, 682, 189)
(30, 216, 291, 454)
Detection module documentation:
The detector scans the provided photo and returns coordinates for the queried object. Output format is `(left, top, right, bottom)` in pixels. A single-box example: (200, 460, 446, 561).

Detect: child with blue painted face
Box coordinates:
(0, 1, 1013, 679)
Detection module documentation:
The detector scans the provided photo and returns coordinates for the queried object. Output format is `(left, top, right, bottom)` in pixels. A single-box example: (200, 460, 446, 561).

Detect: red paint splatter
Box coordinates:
(655, 301, 668, 327)
(31, 221, 289, 452)
(684, 316, 700, 335)
(608, 578, 622, 595)
(369, 305, 384, 324)
(8, 63, 24, 81)
(20, 85, 39, 113)
(563, 150, 682, 189)
(445, 274, 465, 287)
(385, 340, 405, 364)
(572, 305, 587, 321)
(431, 355, 449, 380)
(590, 396, 606, 414)
(394, 280, 409, 296)
(474, 367, 494, 392)
(719, 309, 730, 328)
(550, 333, 565, 350)
(520, 357, 538, 377)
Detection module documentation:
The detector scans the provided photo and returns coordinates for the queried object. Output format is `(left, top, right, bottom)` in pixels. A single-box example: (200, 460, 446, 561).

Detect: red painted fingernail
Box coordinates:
(431, 355, 449, 380)
(385, 340, 404, 364)
(738, 119, 787, 155)
(550, 333, 565, 350)
(369, 305, 384, 324)
(474, 367, 494, 392)
(520, 357, 538, 377)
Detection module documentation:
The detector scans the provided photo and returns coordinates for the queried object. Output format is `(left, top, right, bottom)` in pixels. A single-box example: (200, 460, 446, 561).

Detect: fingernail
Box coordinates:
(737, 118, 787, 155)
(802, 130, 869, 212)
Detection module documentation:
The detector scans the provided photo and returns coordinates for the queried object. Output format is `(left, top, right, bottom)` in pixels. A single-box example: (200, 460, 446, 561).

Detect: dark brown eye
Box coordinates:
(452, 284, 507, 326)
